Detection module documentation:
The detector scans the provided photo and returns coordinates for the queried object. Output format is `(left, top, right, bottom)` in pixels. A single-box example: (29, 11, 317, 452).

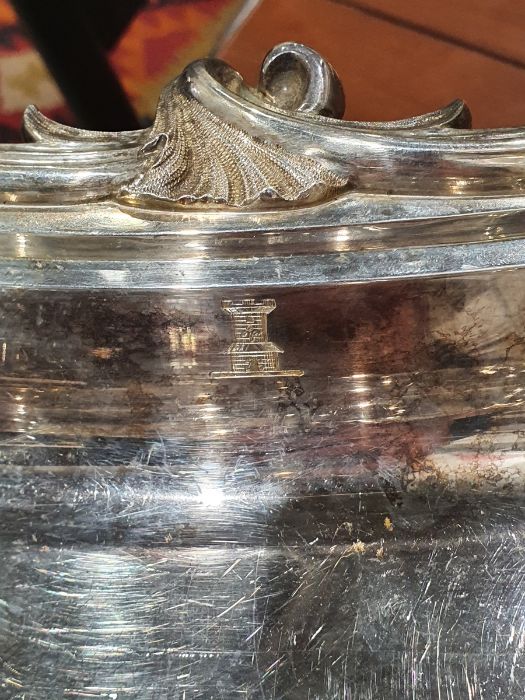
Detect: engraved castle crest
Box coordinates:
(212, 299, 303, 379)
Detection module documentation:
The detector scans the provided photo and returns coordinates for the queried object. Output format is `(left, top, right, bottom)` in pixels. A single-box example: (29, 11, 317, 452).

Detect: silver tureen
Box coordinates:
(0, 43, 524, 699)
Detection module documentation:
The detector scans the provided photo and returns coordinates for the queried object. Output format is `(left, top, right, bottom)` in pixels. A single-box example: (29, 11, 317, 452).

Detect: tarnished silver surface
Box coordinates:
(0, 44, 524, 699)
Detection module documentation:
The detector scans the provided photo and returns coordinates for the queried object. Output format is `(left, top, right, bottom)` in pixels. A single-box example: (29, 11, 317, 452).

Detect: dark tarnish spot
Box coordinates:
(429, 339, 479, 369)
(449, 414, 493, 439)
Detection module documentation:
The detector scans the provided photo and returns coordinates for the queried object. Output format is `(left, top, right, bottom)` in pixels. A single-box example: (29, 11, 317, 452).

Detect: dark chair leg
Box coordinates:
(11, 0, 142, 130)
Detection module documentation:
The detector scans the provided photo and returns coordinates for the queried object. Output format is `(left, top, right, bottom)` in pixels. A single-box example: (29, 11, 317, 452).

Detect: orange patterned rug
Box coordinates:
(0, 0, 245, 141)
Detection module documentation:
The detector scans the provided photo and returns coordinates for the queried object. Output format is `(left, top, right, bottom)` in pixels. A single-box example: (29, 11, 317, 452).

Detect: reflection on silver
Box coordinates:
(0, 43, 524, 700)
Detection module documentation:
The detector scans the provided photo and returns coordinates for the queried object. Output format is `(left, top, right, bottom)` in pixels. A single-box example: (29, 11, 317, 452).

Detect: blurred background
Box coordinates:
(0, 0, 523, 141)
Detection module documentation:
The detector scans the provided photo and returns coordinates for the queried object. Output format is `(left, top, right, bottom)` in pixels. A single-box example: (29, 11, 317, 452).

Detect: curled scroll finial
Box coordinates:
(259, 42, 345, 118)
(121, 44, 351, 208)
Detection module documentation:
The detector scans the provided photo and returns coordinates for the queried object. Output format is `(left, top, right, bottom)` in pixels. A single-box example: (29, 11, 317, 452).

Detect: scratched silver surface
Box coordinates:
(0, 271, 524, 699)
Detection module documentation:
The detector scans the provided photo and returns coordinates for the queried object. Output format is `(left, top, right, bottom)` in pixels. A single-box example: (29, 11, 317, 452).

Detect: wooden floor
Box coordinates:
(219, 0, 525, 127)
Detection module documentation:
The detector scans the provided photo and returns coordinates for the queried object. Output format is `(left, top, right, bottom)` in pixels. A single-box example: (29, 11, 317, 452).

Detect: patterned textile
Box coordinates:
(0, 0, 244, 141)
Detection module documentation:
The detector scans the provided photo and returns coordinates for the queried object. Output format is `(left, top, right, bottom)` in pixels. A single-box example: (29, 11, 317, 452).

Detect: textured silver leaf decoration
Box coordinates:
(122, 84, 348, 207)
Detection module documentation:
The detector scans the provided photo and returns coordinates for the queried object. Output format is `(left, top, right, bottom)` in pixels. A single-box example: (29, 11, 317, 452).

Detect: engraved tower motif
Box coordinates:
(212, 299, 303, 378)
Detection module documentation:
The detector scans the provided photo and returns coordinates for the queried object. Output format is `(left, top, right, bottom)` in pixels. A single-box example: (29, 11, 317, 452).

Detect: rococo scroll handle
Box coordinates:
(17, 40, 525, 212)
